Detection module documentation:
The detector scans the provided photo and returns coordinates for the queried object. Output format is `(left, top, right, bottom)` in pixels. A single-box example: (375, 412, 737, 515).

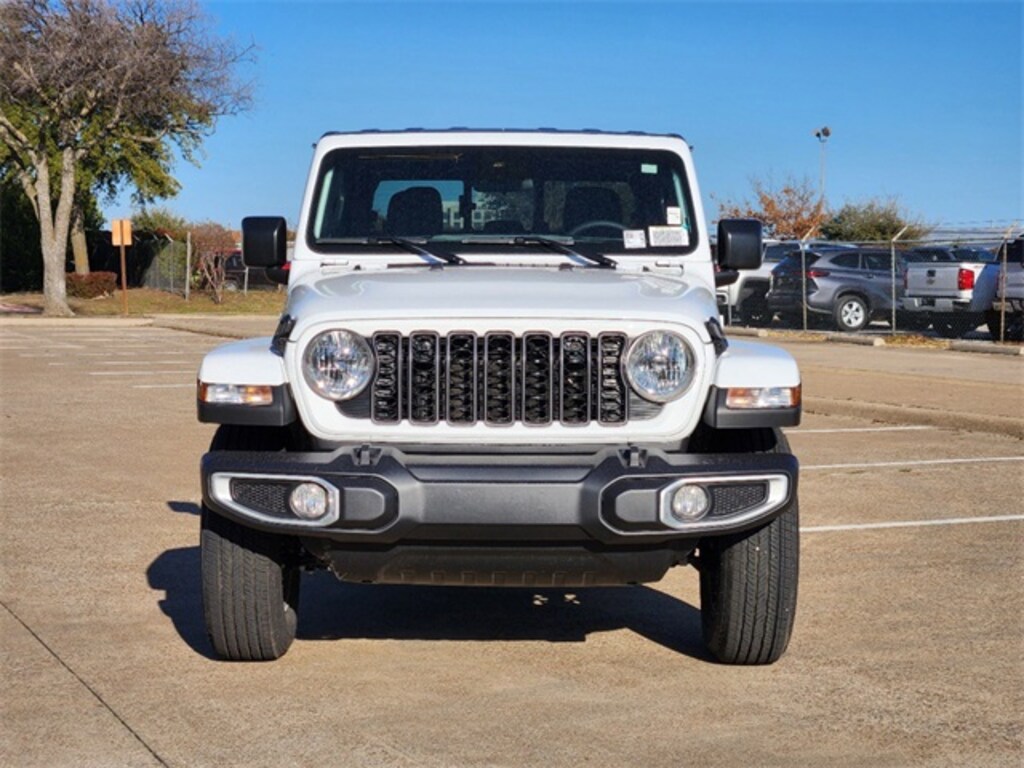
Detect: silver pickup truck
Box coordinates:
(901, 246, 998, 337)
(972, 236, 1024, 341)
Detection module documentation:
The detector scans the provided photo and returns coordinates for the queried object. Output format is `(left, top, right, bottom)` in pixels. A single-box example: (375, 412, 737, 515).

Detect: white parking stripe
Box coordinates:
(99, 360, 197, 365)
(789, 426, 936, 434)
(89, 370, 194, 376)
(804, 456, 1023, 470)
(803, 514, 1024, 533)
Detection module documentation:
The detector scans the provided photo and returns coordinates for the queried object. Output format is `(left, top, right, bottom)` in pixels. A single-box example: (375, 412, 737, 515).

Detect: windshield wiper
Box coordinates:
(512, 236, 617, 269)
(370, 236, 466, 265)
(320, 236, 466, 265)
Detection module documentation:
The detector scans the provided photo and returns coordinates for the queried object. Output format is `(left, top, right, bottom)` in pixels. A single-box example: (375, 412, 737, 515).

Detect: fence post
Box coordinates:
(995, 222, 1020, 343)
(185, 231, 191, 302)
(799, 225, 819, 332)
(890, 225, 910, 335)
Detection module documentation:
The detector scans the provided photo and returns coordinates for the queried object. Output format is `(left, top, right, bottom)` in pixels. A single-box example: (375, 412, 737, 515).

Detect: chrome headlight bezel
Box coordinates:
(623, 330, 696, 403)
(302, 329, 375, 401)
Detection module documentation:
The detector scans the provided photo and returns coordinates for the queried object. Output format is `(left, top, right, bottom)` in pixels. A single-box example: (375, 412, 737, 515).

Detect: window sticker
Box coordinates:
(623, 229, 647, 249)
(666, 206, 682, 226)
(648, 226, 689, 247)
(641, 163, 658, 175)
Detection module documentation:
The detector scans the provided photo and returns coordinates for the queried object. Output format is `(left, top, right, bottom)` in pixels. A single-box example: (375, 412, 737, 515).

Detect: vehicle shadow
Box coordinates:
(147, 548, 710, 661)
(147, 546, 217, 659)
(166, 501, 201, 516)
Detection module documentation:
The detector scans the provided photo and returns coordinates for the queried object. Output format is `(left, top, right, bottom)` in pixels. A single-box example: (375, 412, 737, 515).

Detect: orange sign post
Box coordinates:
(111, 219, 133, 315)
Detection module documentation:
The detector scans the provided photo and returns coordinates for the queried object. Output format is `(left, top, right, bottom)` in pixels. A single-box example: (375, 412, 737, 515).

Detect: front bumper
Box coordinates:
(901, 297, 972, 313)
(201, 444, 798, 547)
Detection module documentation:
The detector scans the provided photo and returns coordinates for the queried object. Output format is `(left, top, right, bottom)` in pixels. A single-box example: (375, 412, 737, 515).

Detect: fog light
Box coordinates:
(670, 484, 710, 522)
(289, 482, 329, 520)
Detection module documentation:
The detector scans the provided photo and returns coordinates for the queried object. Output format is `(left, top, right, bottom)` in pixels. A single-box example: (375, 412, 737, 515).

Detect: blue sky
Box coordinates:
(107, 0, 1023, 232)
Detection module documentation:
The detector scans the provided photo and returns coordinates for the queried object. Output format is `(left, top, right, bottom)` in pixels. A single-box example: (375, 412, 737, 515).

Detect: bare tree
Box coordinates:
(191, 220, 235, 304)
(0, 0, 252, 315)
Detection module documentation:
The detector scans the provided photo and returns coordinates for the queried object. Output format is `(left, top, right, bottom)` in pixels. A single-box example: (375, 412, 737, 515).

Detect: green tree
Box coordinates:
(821, 198, 930, 243)
(132, 206, 189, 241)
(0, 0, 252, 315)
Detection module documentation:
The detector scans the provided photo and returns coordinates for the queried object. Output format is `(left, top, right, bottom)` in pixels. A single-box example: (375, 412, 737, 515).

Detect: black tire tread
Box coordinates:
(697, 427, 799, 665)
(201, 425, 299, 661)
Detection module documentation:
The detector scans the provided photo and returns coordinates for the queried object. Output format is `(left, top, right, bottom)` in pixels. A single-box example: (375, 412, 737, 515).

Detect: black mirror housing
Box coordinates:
(717, 219, 763, 271)
(242, 216, 287, 268)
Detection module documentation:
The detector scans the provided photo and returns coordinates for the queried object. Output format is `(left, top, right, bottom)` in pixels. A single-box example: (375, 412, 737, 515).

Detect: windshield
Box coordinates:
(307, 145, 696, 254)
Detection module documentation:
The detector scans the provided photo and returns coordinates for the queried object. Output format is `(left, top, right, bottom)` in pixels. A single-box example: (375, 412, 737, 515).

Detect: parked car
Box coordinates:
(768, 246, 925, 332)
(716, 241, 795, 325)
(970, 236, 1024, 341)
(901, 246, 996, 338)
(223, 250, 280, 291)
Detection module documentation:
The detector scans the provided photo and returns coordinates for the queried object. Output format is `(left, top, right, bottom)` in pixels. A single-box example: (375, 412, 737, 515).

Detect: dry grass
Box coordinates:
(1, 288, 287, 317)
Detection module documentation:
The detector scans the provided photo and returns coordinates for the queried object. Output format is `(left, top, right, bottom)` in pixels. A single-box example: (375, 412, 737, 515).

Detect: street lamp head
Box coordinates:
(815, 126, 831, 142)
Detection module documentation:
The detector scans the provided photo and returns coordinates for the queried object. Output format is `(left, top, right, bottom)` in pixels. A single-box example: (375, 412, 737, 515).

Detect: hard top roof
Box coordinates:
(320, 127, 686, 141)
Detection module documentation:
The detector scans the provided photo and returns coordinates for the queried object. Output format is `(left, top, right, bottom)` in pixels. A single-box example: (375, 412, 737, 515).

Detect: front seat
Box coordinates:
(386, 187, 443, 237)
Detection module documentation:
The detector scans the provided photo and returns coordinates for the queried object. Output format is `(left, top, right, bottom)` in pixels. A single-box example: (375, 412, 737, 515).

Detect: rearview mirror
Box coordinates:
(242, 216, 287, 268)
(717, 219, 763, 271)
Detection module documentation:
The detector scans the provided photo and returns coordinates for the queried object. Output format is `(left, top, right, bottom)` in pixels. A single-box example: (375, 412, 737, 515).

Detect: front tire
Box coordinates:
(695, 428, 799, 665)
(833, 295, 869, 332)
(986, 310, 1024, 342)
(201, 425, 300, 661)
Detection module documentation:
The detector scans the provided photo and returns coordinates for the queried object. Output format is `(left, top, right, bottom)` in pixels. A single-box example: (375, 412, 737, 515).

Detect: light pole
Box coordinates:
(814, 126, 831, 206)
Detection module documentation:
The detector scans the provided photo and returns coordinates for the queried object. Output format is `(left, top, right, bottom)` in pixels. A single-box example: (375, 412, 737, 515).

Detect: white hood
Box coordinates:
(287, 267, 718, 335)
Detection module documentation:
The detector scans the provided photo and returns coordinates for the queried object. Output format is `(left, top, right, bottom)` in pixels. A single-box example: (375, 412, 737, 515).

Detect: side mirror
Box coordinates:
(242, 216, 287, 268)
(717, 219, 763, 270)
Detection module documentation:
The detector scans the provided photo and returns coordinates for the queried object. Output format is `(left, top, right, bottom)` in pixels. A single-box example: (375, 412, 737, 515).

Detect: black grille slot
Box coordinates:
(371, 332, 402, 423)
(560, 333, 590, 425)
(446, 333, 477, 423)
(597, 333, 628, 424)
(709, 483, 769, 517)
(522, 333, 553, 425)
(409, 332, 440, 423)
(484, 333, 515, 425)
(365, 331, 630, 426)
(230, 480, 291, 516)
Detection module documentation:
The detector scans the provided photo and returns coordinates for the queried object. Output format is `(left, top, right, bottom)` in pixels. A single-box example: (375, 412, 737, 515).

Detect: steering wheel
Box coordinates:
(569, 220, 627, 237)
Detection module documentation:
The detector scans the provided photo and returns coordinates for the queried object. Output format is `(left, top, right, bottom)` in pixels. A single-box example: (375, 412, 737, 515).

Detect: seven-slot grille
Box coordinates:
(368, 332, 629, 426)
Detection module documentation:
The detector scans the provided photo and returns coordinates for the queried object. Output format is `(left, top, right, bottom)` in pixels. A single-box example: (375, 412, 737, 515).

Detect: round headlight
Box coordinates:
(302, 329, 374, 401)
(624, 331, 695, 403)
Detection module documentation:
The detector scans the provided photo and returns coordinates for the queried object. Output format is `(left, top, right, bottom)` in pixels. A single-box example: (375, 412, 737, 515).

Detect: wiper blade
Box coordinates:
(319, 236, 465, 265)
(370, 236, 466, 265)
(513, 236, 617, 269)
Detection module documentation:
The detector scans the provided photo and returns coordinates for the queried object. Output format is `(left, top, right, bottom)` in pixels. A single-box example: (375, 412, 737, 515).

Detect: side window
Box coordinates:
(863, 253, 892, 271)
(831, 253, 860, 270)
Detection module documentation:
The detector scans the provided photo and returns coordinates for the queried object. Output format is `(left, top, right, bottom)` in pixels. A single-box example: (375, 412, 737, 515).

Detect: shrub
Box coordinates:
(67, 271, 118, 299)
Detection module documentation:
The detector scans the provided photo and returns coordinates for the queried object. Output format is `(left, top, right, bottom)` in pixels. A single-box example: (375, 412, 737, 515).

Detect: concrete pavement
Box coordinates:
(1, 320, 1021, 767)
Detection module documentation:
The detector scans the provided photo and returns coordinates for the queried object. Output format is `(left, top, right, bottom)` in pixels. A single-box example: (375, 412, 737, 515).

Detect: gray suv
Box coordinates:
(768, 247, 916, 332)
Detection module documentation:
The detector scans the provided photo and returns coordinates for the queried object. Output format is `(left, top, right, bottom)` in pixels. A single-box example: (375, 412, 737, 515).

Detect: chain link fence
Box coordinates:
(141, 236, 189, 295)
(718, 224, 1023, 342)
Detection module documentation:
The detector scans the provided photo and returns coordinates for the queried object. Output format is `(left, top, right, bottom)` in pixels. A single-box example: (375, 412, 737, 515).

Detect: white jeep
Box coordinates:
(196, 130, 802, 664)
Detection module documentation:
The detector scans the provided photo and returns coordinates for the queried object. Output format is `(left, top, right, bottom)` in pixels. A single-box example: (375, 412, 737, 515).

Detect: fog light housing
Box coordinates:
(670, 484, 710, 522)
(289, 482, 329, 520)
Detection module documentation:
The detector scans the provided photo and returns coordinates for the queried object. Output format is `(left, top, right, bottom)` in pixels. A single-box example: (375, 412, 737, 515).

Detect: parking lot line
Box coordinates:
(88, 370, 195, 376)
(802, 514, 1024, 533)
(804, 456, 1023, 471)
(789, 426, 936, 434)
